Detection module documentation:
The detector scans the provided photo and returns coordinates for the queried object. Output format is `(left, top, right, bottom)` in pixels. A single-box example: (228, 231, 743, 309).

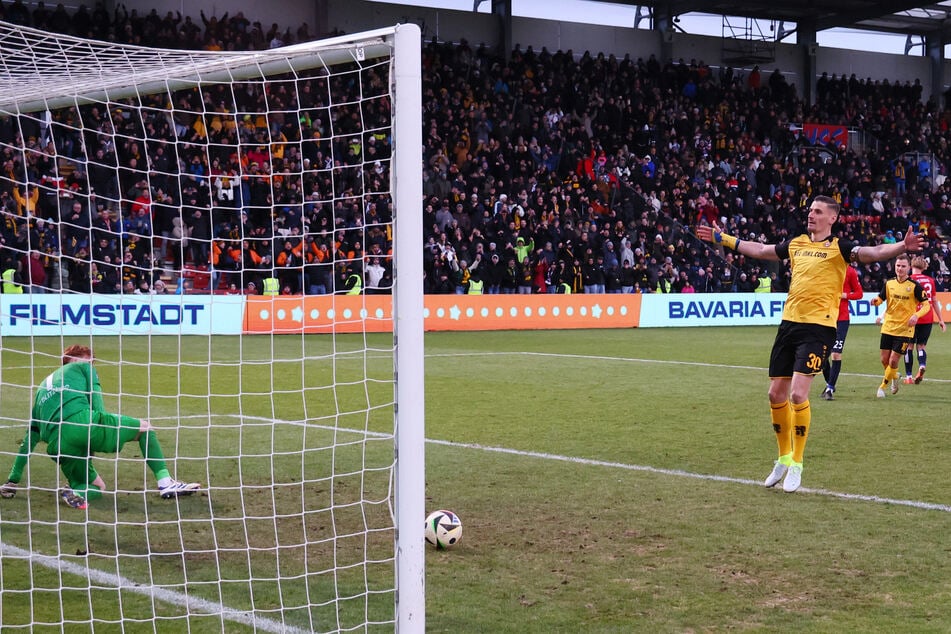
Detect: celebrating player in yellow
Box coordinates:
(872, 255, 930, 398)
(697, 195, 922, 492)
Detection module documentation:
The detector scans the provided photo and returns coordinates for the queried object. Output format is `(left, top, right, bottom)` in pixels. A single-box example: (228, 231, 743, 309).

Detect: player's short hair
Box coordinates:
(895, 253, 911, 265)
(812, 195, 840, 219)
(62, 345, 93, 365)
(911, 255, 928, 270)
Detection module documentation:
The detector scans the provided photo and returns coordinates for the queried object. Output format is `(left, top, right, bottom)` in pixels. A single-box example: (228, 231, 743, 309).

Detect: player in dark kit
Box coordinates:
(821, 263, 864, 400)
(903, 255, 945, 383)
(698, 195, 923, 492)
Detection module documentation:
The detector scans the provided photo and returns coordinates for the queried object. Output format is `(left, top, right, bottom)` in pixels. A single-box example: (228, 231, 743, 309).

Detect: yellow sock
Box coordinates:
(883, 366, 900, 386)
(770, 401, 793, 457)
(791, 400, 811, 464)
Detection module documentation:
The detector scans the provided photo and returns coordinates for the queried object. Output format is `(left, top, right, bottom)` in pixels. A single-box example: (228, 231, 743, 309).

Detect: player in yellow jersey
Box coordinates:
(697, 195, 923, 492)
(871, 254, 930, 398)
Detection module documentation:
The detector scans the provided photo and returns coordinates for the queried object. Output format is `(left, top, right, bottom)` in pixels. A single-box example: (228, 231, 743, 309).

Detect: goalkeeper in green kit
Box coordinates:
(0, 345, 200, 509)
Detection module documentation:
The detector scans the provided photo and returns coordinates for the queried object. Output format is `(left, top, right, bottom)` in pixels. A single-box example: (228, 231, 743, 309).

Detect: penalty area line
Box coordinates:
(0, 543, 311, 634)
(428, 438, 951, 514)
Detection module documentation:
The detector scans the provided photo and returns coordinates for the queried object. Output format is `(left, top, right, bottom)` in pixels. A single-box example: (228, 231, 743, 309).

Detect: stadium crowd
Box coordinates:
(1, 2, 951, 295)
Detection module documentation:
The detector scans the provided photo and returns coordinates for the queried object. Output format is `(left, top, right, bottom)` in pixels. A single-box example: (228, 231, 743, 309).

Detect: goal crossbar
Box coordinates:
(0, 22, 397, 113)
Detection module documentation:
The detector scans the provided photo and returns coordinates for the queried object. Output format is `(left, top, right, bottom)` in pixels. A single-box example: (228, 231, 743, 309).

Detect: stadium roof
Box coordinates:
(620, 1, 951, 42)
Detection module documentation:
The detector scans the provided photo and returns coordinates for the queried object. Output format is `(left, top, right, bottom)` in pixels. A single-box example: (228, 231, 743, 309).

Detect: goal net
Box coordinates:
(0, 22, 424, 632)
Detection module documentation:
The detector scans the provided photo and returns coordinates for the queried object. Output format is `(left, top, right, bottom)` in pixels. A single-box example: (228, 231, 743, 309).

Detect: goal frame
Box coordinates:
(390, 22, 426, 634)
(0, 21, 425, 632)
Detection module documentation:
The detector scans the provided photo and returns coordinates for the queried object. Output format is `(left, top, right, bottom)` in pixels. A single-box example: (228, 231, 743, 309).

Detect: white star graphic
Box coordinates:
(591, 303, 603, 319)
(449, 304, 461, 320)
(291, 305, 304, 322)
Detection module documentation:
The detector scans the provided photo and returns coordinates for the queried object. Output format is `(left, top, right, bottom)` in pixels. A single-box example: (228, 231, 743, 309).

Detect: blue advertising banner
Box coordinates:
(0, 295, 245, 336)
(637, 293, 884, 328)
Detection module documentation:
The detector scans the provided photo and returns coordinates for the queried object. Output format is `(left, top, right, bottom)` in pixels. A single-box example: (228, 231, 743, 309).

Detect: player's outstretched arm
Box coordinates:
(929, 293, 946, 332)
(696, 222, 779, 261)
(1, 425, 42, 497)
(855, 225, 923, 263)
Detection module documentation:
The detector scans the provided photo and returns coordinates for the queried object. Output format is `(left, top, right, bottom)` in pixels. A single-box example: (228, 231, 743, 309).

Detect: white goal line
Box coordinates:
(0, 543, 311, 634)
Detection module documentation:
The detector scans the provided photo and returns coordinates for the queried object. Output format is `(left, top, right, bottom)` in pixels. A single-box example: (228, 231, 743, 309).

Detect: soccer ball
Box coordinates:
(424, 510, 462, 549)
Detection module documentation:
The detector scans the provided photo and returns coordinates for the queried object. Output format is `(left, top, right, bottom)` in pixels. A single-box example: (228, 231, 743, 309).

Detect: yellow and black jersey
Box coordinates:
(775, 235, 855, 328)
(878, 277, 928, 338)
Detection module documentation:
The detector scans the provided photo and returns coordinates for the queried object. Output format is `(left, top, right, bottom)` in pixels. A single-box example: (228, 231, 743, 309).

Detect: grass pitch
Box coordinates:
(0, 326, 949, 632)
(423, 327, 951, 633)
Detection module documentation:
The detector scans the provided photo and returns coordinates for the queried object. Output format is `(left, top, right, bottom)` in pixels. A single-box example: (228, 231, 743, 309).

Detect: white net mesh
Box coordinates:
(0, 21, 418, 632)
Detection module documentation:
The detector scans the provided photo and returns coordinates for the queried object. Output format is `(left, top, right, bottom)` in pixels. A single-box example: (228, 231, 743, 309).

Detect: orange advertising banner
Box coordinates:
(243, 294, 643, 333)
(935, 292, 951, 315)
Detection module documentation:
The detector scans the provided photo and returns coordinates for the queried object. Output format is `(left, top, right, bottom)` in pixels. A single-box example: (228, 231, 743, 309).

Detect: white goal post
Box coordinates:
(0, 21, 424, 633)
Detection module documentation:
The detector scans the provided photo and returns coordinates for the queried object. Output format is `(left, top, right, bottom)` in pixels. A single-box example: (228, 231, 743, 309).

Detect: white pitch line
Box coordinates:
(428, 350, 951, 383)
(427, 350, 760, 371)
(426, 438, 951, 513)
(194, 411, 951, 515)
(0, 543, 311, 634)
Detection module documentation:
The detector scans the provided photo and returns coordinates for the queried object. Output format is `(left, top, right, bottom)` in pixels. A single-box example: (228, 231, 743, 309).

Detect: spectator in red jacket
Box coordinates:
(21, 251, 47, 293)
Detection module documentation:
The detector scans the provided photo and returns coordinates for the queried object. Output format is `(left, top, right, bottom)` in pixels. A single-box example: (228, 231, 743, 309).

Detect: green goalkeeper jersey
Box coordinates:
(7, 361, 105, 484)
(32, 362, 104, 439)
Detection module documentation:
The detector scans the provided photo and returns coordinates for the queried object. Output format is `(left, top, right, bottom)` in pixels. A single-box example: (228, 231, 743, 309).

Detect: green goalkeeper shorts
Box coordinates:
(44, 410, 143, 489)
(44, 409, 143, 456)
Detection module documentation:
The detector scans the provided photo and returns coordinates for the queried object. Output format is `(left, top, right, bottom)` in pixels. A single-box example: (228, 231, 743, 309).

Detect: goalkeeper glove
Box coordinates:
(712, 229, 740, 251)
(0, 481, 17, 498)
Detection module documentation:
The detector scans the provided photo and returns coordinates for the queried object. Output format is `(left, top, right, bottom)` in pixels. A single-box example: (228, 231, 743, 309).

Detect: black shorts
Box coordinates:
(880, 333, 912, 355)
(912, 323, 934, 346)
(831, 319, 851, 354)
(769, 320, 835, 378)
